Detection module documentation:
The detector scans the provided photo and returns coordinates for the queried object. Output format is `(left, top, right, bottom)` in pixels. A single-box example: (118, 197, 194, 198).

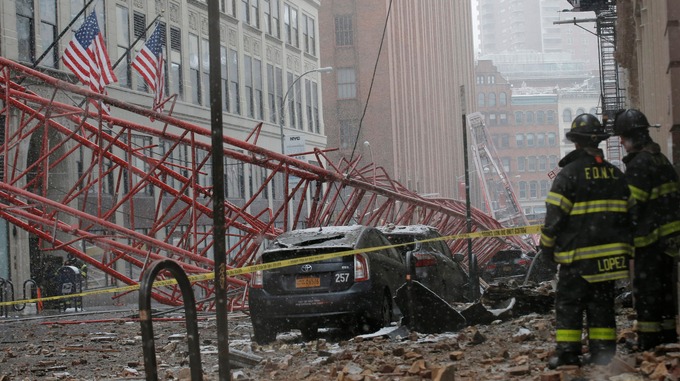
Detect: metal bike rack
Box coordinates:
(138, 259, 203, 381)
(0, 277, 15, 317)
(14, 279, 41, 313)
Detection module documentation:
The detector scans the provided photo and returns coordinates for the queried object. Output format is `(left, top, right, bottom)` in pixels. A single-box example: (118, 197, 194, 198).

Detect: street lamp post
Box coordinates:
(279, 66, 332, 230)
(279, 66, 333, 155)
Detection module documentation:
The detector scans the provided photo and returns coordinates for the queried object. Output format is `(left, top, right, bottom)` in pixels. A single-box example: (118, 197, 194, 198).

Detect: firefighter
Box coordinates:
(541, 113, 634, 369)
(613, 109, 680, 350)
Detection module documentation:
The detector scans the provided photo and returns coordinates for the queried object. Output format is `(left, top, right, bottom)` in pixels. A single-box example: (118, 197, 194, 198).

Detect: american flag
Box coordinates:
(62, 11, 117, 114)
(131, 22, 166, 115)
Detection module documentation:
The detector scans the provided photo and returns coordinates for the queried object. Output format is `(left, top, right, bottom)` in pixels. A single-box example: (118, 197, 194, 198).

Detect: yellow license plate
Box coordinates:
(296, 277, 320, 288)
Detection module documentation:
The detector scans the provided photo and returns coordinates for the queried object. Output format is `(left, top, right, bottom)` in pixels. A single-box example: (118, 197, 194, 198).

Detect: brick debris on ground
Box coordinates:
(1, 303, 680, 380)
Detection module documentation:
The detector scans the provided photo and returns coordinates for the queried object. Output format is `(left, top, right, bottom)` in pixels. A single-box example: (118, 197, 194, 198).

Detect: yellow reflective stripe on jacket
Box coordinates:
(637, 321, 661, 333)
(630, 181, 679, 202)
(589, 327, 616, 340)
(570, 199, 628, 215)
(554, 242, 633, 264)
(540, 232, 555, 247)
(629, 184, 649, 202)
(546, 191, 573, 213)
(582, 270, 629, 283)
(556, 329, 581, 343)
(634, 220, 680, 248)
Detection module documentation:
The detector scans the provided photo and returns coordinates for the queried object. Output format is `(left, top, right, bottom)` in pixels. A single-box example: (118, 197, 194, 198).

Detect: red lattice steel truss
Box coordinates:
(0, 58, 535, 310)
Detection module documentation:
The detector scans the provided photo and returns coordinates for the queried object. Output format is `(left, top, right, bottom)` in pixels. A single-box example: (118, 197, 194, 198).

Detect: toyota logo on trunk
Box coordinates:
(301, 264, 313, 272)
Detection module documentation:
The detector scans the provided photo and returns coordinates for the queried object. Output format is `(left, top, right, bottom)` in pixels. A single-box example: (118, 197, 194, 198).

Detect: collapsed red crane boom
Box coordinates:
(0, 58, 534, 309)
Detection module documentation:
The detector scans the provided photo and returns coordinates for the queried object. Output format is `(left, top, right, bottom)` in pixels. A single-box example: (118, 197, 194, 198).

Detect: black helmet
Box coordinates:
(565, 113, 609, 144)
(613, 109, 650, 136)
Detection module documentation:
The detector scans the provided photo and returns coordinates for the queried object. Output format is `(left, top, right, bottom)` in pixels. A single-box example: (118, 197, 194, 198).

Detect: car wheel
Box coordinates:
(252, 320, 277, 344)
(364, 291, 392, 333)
(300, 324, 318, 341)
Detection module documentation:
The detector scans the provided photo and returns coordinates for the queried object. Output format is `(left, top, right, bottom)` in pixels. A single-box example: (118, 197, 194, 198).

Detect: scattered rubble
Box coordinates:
(1, 284, 679, 380)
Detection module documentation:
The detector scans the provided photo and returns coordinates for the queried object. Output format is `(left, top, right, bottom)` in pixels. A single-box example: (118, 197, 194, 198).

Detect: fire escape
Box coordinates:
(565, 0, 626, 165)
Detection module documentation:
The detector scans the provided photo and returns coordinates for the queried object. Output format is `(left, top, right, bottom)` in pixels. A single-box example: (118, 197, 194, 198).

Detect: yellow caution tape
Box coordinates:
(0, 224, 540, 308)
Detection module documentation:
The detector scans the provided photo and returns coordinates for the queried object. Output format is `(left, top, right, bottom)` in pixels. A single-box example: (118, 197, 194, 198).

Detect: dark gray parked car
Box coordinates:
(248, 225, 406, 344)
(378, 224, 469, 304)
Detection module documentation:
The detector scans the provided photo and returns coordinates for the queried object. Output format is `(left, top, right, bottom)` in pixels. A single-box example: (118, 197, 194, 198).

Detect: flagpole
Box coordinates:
(110, 13, 164, 71)
(29, 0, 96, 70)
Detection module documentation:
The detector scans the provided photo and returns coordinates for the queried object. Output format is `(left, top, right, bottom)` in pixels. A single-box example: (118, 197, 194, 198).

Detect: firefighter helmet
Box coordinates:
(565, 113, 609, 143)
(612, 109, 651, 136)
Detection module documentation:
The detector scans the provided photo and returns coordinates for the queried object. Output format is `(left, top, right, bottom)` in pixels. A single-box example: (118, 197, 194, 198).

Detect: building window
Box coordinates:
(335, 15, 353, 46)
(295, 76, 303, 129)
(526, 133, 534, 147)
(133, 12, 148, 92)
(220, 0, 236, 16)
(116, 5, 131, 88)
(526, 111, 534, 124)
(244, 55, 254, 117)
(228, 48, 240, 114)
(286, 72, 295, 127)
(170, 27, 183, 99)
(337, 68, 356, 99)
(563, 108, 572, 122)
(501, 157, 510, 173)
(305, 79, 313, 132)
(590, 107, 597, 115)
(302, 14, 316, 56)
(488, 93, 496, 107)
(17, 0, 36, 64)
(515, 133, 524, 147)
(500, 134, 510, 148)
(547, 110, 555, 123)
(519, 181, 527, 199)
(283, 3, 298, 48)
(201, 38, 210, 105)
(263, 0, 280, 37)
(517, 157, 525, 172)
(312, 81, 319, 133)
(515, 111, 523, 124)
(537, 133, 545, 147)
(576, 107, 586, 115)
(547, 132, 556, 146)
(540, 180, 550, 198)
(267, 64, 276, 123)
(537, 110, 545, 124)
(499, 92, 507, 106)
(340, 120, 355, 149)
(538, 155, 547, 171)
(276, 67, 283, 122)
(488, 113, 496, 126)
(189, 33, 201, 105)
(499, 113, 508, 125)
(530, 181, 538, 198)
(487, 75, 495, 84)
(240, 0, 250, 24)
(40, 0, 58, 67)
(528, 156, 537, 172)
(225, 155, 245, 199)
(549, 155, 558, 169)
(478, 93, 485, 107)
(252, 0, 260, 28)
(254, 58, 264, 120)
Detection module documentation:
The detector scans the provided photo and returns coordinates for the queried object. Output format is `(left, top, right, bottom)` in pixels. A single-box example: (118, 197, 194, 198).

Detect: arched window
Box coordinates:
(499, 92, 507, 106)
(478, 93, 485, 107)
(488, 92, 496, 107)
(536, 111, 545, 124)
(590, 107, 597, 115)
(537, 133, 545, 146)
(530, 181, 538, 198)
(540, 180, 550, 197)
(549, 155, 558, 168)
(515, 111, 523, 124)
(526, 133, 535, 146)
(576, 107, 586, 115)
(547, 110, 555, 123)
(517, 157, 526, 172)
(515, 133, 524, 147)
(528, 156, 537, 171)
(563, 108, 572, 122)
(547, 132, 556, 146)
(538, 156, 547, 171)
(526, 111, 535, 124)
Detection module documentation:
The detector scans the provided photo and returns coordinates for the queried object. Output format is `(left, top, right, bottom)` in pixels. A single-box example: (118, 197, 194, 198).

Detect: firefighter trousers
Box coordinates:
(555, 269, 617, 357)
(634, 245, 678, 348)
